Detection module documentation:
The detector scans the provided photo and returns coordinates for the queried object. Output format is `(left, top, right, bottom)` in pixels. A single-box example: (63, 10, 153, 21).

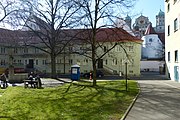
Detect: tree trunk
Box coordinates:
(92, 59, 97, 86)
(63, 52, 66, 74)
(51, 52, 56, 78)
(92, 41, 97, 86)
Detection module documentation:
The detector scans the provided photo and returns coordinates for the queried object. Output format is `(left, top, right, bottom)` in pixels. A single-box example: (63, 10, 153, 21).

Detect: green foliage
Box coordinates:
(0, 80, 138, 120)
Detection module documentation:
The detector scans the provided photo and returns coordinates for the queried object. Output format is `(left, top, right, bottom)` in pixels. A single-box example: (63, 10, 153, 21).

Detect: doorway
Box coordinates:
(98, 59, 103, 68)
(28, 59, 34, 69)
(174, 66, 179, 82)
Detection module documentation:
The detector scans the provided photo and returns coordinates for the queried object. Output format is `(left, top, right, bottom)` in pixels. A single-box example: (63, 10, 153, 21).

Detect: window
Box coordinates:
(168, 25, 170, 36)
(35, 48, 39, 53)
(167, 3, 170, 12)
(168, 52, 170, 62)
(129, 70, 133, 73)
(0, 59, 5, 65)
(14, 48, 18, 54)
(83, 59, 88, 65)
(85, 59, 88, 63)
(174, 18, 178, 32)
(69, 47, 73, 51)
(128, 46, 133, 52)
(105, 59, 108, 65)
(24, 48, 28, 53)
(104, 46, 107, 52)
(56, 59, 62, 64)
(42, 60, 47, 65)
(112, 59, 117, 65)
(25, 60, 27, 65)
(149, 38, 152, 42)
(174, 0, 177, 4)
(18, 60, 22, 64)
(116, 46, 121, 52)
(0, 47, 5, 54)
(175, 50, 178, 62)
(36, 60, 38, 65)
(69, 59, 73, 65)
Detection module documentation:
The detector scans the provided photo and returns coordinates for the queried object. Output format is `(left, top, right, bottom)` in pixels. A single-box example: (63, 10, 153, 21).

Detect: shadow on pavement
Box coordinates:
(130, 71, 169, 80)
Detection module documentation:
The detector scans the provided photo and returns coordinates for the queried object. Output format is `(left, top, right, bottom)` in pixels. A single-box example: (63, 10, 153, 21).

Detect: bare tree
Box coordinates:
(0, 0, 18, 25)
(12, 0, 80, 78)
(74, 0, 136, 86)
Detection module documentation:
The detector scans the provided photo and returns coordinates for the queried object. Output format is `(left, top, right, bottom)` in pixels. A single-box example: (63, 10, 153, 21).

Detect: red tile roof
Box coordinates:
(144, 24, 156, 35)
(96, 28, 142, 42)
(63, 28, 142, 43)
(0, 27, 142, 45)
(0, 28, 41, 45)
(157, 32, 165, 45)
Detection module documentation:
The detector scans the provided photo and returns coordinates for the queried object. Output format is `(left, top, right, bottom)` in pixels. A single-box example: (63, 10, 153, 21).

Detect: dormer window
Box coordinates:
(149, 38, 152, 42)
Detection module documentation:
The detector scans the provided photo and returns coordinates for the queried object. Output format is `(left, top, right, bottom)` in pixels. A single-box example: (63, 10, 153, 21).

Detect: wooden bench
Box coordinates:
(0, 80, 8, 89)
(24, 80, 40, 88)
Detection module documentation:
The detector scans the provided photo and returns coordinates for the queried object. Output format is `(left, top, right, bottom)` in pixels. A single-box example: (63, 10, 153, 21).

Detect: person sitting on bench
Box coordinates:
(0, 73, 8, 88)
(28, 72, 35, 87)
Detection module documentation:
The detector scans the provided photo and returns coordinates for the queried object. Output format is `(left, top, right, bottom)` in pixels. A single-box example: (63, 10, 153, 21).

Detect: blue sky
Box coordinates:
(0, 0, 164, 29)
(130, 0, 164, 27)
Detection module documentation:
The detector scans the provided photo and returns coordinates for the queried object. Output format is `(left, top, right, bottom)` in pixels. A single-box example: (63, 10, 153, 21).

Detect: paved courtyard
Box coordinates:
(8, 78, 65, 88)
(125, 80, 180, 120)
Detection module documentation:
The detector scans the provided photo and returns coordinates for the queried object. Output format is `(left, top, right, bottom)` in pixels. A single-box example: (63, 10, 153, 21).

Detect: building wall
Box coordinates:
(115, 18, 135, 36)
(56, 41, 142, 77)
(133, 15, 151, 36)
(142, 34, 163, 59)
(155, 10, 165, 33)
(140, 60, 165, 72)
(0, 41, 142, 77)
(97, 42, 142, 76)
(165, 0, 180, 82)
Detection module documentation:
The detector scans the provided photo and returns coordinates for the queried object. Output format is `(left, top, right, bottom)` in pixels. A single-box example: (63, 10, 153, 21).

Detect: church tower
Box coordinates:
(155, 9, 165, 33)
(124, 15, 132, 29)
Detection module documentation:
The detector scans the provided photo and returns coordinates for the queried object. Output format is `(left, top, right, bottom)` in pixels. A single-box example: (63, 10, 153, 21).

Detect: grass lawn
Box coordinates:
(0, 80, 139, 120)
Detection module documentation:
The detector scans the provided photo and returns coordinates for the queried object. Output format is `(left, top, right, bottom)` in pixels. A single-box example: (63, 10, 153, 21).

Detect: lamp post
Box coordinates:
(125, 61, 128, 91)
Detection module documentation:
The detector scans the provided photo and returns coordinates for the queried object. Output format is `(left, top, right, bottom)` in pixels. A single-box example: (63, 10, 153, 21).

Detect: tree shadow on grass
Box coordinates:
(63, 82, 129, 103)
(64, 80, 99, 93)
(0, 116, 15, 120)
(63, 81, 133, 97)
(64, 84, 131, 120)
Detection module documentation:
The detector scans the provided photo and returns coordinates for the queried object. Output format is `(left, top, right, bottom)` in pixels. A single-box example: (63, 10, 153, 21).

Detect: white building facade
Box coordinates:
(115, 18, 135, 36)
(141, 24, 164, 72)
(142, 34, 163, 59)
(165, 0, 180, 81)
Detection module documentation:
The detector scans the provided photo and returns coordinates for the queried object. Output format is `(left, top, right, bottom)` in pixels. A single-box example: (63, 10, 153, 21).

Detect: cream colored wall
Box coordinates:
(165, 0, 180, 81)
(0, 40, 142, 77)
(116, 42, 141, 76)
(71, 41, 142, 76)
